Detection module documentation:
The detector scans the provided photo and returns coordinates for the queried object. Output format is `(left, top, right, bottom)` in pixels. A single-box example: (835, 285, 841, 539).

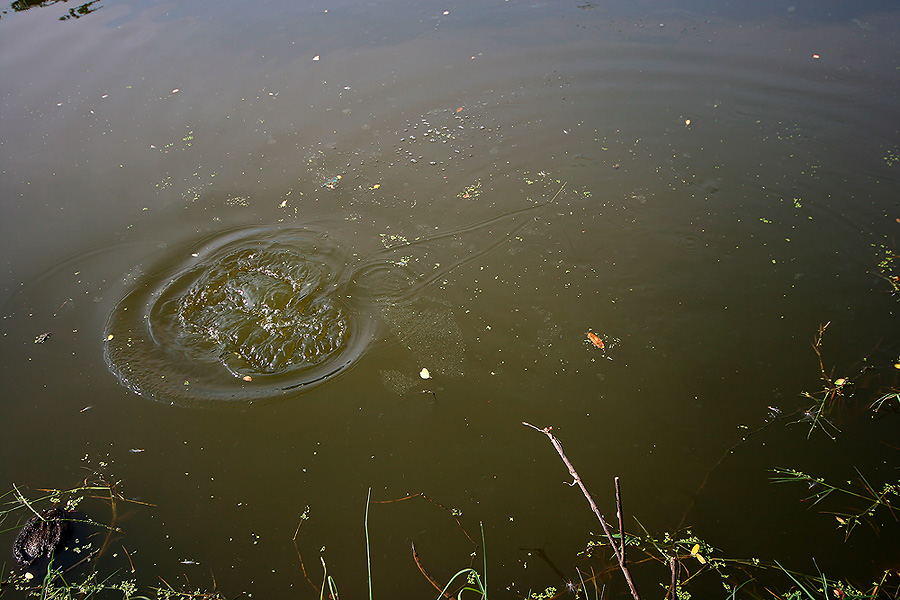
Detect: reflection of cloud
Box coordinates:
(7, 0, 101, 21)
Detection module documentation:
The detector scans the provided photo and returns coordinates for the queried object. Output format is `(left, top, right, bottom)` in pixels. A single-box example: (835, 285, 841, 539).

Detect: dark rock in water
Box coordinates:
(13, 508, 69, 566)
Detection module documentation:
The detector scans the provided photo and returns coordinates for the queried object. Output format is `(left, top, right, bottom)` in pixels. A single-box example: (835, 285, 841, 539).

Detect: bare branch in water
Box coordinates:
(523, 422, 642, 600)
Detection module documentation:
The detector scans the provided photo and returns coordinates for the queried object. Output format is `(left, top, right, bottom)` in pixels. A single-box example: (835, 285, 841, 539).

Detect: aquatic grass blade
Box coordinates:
(366, 487, 373, 600)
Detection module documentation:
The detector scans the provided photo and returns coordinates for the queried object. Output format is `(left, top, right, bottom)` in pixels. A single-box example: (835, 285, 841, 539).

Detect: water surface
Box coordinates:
(2, 0, 899, 597)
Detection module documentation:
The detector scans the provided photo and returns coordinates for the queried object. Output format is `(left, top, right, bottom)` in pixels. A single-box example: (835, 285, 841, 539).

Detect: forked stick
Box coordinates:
(523, 422, 642, 600)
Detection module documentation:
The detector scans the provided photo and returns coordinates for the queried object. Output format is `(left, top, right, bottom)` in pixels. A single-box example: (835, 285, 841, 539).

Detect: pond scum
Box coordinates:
(2, 260, 899, 600)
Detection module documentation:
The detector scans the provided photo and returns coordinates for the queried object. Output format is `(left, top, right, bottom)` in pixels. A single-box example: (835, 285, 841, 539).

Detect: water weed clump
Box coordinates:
(0, 472, 224, 600)
(771, 468, 899, 542)
(871, 243, 900, 299)
(522, 412, 900, 600)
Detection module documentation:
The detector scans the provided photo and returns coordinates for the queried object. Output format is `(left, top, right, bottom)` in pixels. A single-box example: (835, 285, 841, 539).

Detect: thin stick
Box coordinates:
(677, 414, 784, 530)
(523, 422, 641, 600)
(668, 557, 677, 600)
(372, 491, 480, 548)
(122, 544, 136, 573)
(12, 483, 41, 519)
(412, 542, 453, 599)
(550, 182, 567, 203)
(614, 477, 625, 559)
(292, 509, 319, 594)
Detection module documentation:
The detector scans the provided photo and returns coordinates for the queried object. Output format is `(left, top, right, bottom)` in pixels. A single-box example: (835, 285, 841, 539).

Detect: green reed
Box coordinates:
(771, 467, 899, 541)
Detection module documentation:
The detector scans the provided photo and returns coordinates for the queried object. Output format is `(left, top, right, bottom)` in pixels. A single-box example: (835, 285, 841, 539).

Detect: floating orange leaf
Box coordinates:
(586, 332, 604, 349)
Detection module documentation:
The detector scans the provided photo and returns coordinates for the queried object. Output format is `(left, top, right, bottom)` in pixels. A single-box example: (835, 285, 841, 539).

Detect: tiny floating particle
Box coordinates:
(812, 54, 820, 59)
(833, 378, 847, 387)
(685, 118, 691, 126)
(34, 332, 52, 344)
(420, 368, 431, 380)
(129, 448, 145, 453)
(586, 331, 604, 349)
(312, 55, 320, 61)
(242, 375, 253, 382)
(172, 88, 180, 93)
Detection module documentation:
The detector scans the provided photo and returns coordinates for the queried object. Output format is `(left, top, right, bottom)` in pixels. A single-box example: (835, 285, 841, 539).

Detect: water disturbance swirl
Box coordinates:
(103, 195, 552, 407)
(103, 226, 380, 406)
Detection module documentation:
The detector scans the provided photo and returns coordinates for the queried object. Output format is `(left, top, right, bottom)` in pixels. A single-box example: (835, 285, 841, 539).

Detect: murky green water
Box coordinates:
(2, 1, 899, 597)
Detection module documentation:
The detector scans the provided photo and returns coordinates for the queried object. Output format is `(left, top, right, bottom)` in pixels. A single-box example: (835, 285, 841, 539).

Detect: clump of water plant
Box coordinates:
(521, 416, 900, 600)
(793, 322, 848, 439)
(0, 472, 224, 600)
(774, 560, 900, 600)
(771, 468, 899, 542)
(871, 243, 900, 299)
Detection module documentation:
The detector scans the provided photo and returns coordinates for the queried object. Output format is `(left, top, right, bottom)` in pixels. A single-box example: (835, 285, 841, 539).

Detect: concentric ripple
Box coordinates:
(104, 191, 556, 407)
(103, 226, 375, 407)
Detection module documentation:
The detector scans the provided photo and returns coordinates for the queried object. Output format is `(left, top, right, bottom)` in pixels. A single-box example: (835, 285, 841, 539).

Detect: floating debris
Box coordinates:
(586, 331, 604, 349)
(34, 332, 51, 344)
(458, 180, 482, 199)
(420, 368, 431, 379)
